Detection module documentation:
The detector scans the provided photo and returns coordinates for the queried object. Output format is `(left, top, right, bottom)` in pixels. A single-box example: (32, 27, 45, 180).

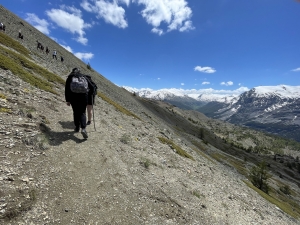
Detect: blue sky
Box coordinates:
(2, 0, 300, 95)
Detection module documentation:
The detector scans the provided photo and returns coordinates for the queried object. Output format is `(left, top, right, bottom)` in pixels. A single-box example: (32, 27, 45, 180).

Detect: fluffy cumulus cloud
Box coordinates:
(80, 0, 128, 28)
(74, 52, 94, 61)
(25, 13, 50, 35)
(46, 5, 92, 45)
(59, 44, 94, 61)
(221, 81, 233, 86)
(81, 0, 194, 34)
(60, 44, 73, 52)
(194, 66, 216, 74)
(292, 68, 300, 72)
(133, 0, 194, 34)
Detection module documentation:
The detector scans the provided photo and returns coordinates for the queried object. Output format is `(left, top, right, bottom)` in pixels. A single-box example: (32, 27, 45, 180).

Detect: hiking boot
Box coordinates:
(74, 127, 79, 132)
(86, 121, 91, 125)
(81, 129, 88, 139)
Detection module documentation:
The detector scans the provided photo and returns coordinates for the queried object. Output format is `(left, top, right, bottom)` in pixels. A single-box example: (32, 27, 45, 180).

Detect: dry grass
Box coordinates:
(97, 92, 140, 120)
(158, 136, 194, 160)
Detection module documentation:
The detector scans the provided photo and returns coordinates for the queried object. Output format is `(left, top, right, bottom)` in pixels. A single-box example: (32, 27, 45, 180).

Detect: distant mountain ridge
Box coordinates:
(125, 85, 300, 141)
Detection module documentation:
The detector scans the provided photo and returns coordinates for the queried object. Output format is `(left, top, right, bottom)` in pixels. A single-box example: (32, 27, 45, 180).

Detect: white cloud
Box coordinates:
(46, 6, 91, 45)
(74, 52, 94, 61)
(25, 13, 50, 35)
(202, 81, 210, 85)
(59, 44, 93, 61)
(194, 66, 216, 74)
(157, 77, 161, 80)
(118, 0, 131, 6)
(221, 81, 233, 86)
(81, 0, 128, 28)
(60, 44, 73, 52)
(181, 83, 185, 86)
(151, 27, 164, 35)
(291, 68, 300, 72)
(134, 0, 194, 34)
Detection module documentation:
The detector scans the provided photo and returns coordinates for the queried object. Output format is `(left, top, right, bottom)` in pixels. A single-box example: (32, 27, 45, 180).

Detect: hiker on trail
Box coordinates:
(85, 75, 97, 126)
(18, 29, 23, 39)
(0, 22, 5, 32)
(61, 56, 64, 62)
(37, 41, 41, 50)
(46, 47, 50, 55)
(53, 49, 57, 60)
(65, 68, 94, 139)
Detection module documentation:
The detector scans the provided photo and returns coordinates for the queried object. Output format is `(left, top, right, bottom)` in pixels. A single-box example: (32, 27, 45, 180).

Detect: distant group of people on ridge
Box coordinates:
(36, 41, 64, 62)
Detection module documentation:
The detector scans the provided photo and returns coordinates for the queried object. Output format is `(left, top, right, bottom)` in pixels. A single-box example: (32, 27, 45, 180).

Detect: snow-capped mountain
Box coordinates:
(200, 85, 300, 141)
(124, 85, 300, 141)
(123, 86, 241, 104)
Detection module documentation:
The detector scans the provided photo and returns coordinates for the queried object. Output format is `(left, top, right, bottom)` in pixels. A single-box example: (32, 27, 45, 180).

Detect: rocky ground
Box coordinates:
(0, 70, 299, 224)
(0, 4, 300, 224)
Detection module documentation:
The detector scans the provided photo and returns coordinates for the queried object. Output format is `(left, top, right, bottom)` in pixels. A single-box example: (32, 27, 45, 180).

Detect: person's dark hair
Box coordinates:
(72, 68, 80, 73)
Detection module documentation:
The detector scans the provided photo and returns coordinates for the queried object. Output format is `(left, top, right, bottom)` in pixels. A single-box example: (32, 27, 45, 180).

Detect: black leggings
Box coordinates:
(71, 101, 87, 129)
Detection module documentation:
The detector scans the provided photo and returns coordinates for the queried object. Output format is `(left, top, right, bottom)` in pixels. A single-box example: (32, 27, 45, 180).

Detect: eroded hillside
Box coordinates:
(0, 4, 300, 224)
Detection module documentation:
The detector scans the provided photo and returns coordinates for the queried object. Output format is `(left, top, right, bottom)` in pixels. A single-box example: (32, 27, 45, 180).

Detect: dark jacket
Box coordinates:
(65, 73, 93, 103)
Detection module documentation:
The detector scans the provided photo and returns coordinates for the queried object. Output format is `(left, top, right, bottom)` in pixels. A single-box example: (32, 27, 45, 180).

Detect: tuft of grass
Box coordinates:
(158, 136, 194, 160)
(192, 190, 204, 199)
(244, 180, 300, 219)
(0, 93, 7, 99)
(140, 158, 151, 169)
(120, 134, 131, 144)
(0, 32, 31, 57)
(0, 107, 11, 113)
(97, 92, 140, 120)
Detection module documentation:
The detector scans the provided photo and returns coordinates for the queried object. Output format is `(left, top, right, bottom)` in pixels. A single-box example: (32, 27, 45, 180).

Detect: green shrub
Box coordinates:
(120, 134, 131, 144)
(280, 185, 291, 195)
(249, 161, 272, 194)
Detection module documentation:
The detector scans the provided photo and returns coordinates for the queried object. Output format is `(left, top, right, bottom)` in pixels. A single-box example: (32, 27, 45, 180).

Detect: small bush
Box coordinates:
(120, 134, 131, 144)
(140, 158, 151, 169)
(280, 185, 291, 195)
(192, 190, 203, 199)
(249, 161, 272, 194)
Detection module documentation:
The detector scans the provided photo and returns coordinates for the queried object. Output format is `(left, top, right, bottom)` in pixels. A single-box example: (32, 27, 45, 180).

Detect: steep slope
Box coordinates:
(0, 5, 299, 224)
(210, 86, 300, 142)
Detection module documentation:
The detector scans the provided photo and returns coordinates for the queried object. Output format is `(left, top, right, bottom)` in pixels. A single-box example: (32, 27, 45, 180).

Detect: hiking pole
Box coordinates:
(92, 95, 96, 131)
